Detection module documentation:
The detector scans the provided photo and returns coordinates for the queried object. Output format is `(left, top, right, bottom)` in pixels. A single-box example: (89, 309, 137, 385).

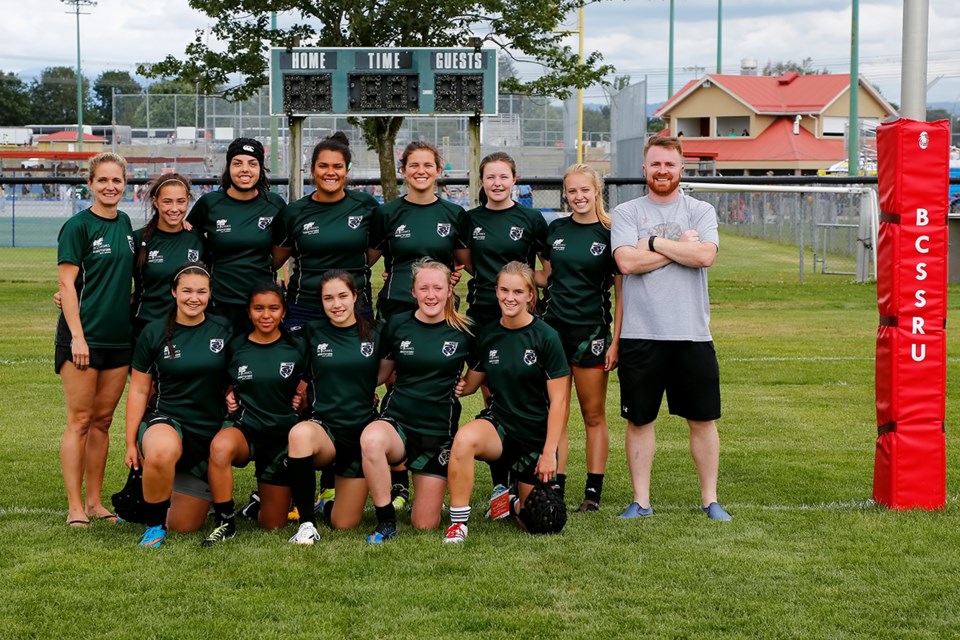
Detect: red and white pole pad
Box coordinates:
(874, 118, 949, 509)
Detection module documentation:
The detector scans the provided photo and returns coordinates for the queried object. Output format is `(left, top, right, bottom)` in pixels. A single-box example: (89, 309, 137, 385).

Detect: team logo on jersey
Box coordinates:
(590, 242, 606, 256)
(92, 237, 111, 255)
(438, 447, 451, 467)
(215, 219, 231, 233)
(473, 226, 485, 241)
(317, 343, 333, 358)
(209, 339, 224, 353)
(302, 221, 319, 236)
(509, 226, 524, 241)
(437, 223, 451, 237)
(591, 338, 605, 356)
(148, 250, 162, 263)
(552, 238, 565, 251)
(400, 340, 414, 356)
(523, 349, 538, 366)
(395, 224, 411, 239)
(258, 217, 273, 230)
(279, 362, 295, 378)
(360, 342, 375, 358)
(237, 364, 252, 380)
(488, 349, 499, 364)
(127, 235, 136, 253)
(442, 341, 459, 357)
(187, 249, 200, 262)
(348, 216, 363, 229)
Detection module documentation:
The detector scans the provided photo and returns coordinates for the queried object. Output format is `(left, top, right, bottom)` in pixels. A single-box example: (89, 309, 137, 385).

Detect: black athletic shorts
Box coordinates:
(466, 304, 501, 332)
(309, 417, 364, 479)
(381, 414, 456, 479)
(618, 338, 721, 425)
(209, 301, 252, 335)
(137, 413, 213, 482)
(477, 409, 542, 486)
(543, 318, 611, 368)
(54, 344, 132, 374)
(375, 298, 417, 324)
(222, 421, 290, 486)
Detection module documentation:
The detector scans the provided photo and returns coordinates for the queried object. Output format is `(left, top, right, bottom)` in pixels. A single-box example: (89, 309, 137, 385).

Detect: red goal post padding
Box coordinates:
(873, 118, 949, 510)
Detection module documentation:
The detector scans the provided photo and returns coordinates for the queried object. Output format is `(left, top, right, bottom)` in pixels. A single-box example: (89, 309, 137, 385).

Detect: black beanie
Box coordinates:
(226, 138, 265, 166)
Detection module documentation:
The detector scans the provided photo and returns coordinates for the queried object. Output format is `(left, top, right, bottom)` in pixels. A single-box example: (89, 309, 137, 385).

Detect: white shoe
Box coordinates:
(288, 521, 321, 545)
(443, 522, 468, 544)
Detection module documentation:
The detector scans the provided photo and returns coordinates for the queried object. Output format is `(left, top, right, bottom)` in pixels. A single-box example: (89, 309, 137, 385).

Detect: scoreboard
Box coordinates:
(270, 47, 498, 117)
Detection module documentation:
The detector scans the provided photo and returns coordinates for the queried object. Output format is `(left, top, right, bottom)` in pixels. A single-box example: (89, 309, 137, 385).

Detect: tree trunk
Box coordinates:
(361, 116, 405, 202)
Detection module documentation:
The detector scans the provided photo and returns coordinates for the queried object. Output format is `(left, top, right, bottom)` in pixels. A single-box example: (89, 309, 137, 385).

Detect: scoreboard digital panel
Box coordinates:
(270, 47, 497, 117)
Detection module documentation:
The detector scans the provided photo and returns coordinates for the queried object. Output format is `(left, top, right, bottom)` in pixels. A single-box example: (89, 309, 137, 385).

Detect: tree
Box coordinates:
(139, 0, 614, 200)
(762, 57, 829, 76)
(30, 66, 91, 124)
(92, 70, 142, 124)
(0, 70, 31, 126)
(131, 79, 198, 129)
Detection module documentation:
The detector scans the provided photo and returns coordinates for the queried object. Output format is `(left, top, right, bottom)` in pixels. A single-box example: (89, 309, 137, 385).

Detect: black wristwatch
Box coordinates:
(648, 235, 657, 252)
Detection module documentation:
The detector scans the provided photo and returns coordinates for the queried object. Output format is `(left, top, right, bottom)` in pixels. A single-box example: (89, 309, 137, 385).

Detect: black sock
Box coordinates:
(390, 469, 409, 495)
(319, 463, 335, 492)
(213, 500, 235, 525)
(322, 499, 334, 526)
(489, 457, 510, 488)
(145, 498, 171, 528)
(288, 455, 317, 525)
(585, 473, 604, 502)
(375, 503, 396, 525)
(554, 473, 567, 500)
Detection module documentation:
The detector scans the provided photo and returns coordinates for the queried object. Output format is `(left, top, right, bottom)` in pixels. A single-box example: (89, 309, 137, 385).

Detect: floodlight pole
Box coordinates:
(848, 0, 859, 176)
(63, 0, 96, 151)
(576, 3, 585, 163)
(667, 0, 675, 97)
(900, 0, 929, 120)
(716, 0, 722, 73)
(270, 11, 280, 190)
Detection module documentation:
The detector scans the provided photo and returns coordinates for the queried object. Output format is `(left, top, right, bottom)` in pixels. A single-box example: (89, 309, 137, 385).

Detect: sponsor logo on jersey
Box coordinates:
(523, 349, 538, 366)
(92, 237, 111, 255)
(348, 216, 363, 229)
(215, 219, 231, 233)
(237, 364, 252, 380)
(399, 340, 414, 356)
(437, 223, 451, 237)
(302, 221, 319, 235)
(552, 238, 565, 251)
(127, 235, 136, 253)
(148, 249, 162, 263)
(488, 349, 499, 364)
(441, 341, 459, 357)
(472, 226, 485, 241)
(279, 362, 295, 378)
(187, 249, 200, 262)
(317, 343, 333, 358)
(591, 338, 605, 356)
(395, 224, 411, 239)
(590, 242, 606, 256)
(509, 226, 524, 241)
(258, 216, 273, 230)
(209, 339, 224, 353)
(162, 344, 181, 359)
(360, 341, 375, 358)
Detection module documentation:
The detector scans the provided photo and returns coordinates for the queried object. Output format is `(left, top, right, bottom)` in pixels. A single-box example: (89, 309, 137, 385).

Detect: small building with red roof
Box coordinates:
(653, 72, 897, 175)
(35, 131, 108, 153)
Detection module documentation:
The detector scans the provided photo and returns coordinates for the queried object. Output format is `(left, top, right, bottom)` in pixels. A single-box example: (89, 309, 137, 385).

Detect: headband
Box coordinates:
(174, 266, 210, 281)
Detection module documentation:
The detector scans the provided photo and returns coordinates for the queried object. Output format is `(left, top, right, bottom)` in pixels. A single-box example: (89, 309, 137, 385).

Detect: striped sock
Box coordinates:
(450, 506, 471, 525)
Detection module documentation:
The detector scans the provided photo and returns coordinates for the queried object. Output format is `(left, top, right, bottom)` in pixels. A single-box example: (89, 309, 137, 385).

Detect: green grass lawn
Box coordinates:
(2, 234, 960, 639)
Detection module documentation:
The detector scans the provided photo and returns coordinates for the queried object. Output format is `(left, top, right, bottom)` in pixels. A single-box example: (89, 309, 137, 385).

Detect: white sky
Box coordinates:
(3, 0, 960, 108)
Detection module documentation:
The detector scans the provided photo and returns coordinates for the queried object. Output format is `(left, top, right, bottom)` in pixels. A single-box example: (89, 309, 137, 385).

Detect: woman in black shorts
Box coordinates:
(360, 259, 472, 543)
(124, 264, 233, 547)
(287, 270, 386, 544)
(56, 152, 135, 527)
(443, 261, 570, 543)
(200, 282, 309, 547)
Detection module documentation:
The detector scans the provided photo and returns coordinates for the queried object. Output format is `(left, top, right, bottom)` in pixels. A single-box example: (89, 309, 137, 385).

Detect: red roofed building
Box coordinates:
(35, 131, 108, 153)
(653, 72, 897, 175)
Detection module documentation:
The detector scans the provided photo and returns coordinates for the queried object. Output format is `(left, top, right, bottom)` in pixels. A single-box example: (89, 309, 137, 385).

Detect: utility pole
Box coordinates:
(62, 0, 96, 151)
(848, 0, 859, 176)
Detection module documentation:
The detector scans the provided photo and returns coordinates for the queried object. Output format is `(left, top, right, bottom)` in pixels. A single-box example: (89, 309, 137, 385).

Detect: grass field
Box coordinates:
(2, 234, 960, 639)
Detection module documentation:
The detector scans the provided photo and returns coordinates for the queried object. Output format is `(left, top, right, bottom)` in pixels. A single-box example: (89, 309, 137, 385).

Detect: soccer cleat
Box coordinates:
(488, 484, 511, 520)
(288, 521, 321, 545)
(390, 484, 409, 512)
(575, 499, 600, 513)
(702, 502, 733, 521)
(443, 522, 468, 544)
(366, 520, 398, 544)
(200, 520, 237, 547)
(238, 491, 260, 520)
(139, 525, 167, 548)
(314, 488, 336, 513)
(619, 502, 654, 518)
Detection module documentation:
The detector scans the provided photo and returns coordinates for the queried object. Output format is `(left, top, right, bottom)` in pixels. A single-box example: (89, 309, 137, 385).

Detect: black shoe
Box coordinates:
(575, 499, 600, 513)
(238, 491, 260, 520)
(200, 520, 236, 547)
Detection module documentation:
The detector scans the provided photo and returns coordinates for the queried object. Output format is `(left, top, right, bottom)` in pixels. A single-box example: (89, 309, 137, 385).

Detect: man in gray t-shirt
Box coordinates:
(610, 136, 731, 521)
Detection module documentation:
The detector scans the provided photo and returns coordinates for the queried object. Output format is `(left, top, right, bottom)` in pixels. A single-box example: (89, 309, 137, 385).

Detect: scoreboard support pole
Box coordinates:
(289, 116, 305, 202)
(468, 114, 481, 208)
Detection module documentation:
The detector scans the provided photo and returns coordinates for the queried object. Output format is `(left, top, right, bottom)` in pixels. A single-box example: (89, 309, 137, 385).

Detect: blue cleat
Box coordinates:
(139, 525, 167, 548)
(702, 502, 732, 521)
(619, 502, 654, 518)
(366, 520, 398, 544)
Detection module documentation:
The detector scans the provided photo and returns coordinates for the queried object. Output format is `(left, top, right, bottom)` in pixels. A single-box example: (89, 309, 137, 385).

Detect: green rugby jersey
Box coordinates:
(187, 190, 285, 305)
(227, 333, 309, 436)
(542, 217, 618, 327)
(304, 320, 380, 433)
(371, 197, 465, 304)
(469, 317, 569, 447)
(133, 228, 206, 325)
(460, 203, 547, 316)
(132, 315, 233, 436)
(273, 191, 376, 309)
(379, 312, 471, 437)
(56, 208, 135, 349)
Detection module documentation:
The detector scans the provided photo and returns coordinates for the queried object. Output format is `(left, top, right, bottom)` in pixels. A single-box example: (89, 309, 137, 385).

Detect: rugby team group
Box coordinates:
(54, 132, 731, 549)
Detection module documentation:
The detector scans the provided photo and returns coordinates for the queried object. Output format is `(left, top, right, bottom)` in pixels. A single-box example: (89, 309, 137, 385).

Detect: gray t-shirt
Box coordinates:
(611, 191, 719, 341)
